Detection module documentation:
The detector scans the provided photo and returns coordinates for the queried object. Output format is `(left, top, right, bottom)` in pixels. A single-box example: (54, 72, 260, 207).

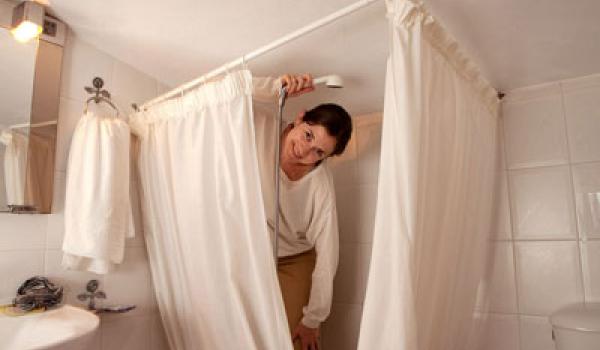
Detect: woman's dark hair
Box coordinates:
(302, 103, 352, 157)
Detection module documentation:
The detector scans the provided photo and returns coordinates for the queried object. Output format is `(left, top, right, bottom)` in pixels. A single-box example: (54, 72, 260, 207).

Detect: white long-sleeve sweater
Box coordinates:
(252, 77, 339, 329)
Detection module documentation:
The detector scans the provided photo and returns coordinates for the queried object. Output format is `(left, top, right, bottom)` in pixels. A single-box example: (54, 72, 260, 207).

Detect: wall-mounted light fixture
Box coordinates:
(11, 1, 45, 43)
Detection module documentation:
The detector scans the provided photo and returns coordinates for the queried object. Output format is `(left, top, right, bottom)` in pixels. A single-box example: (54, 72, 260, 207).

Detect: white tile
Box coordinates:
(150, 314, 170, 350)
(335, 185, 360, 244)
(357, 185, 377, 244)
(0, 250, 44, 301)
(322, 303, 363, 350)
(356, 120, 382, 185)
(493, 172, 512, 240)
(561, 73, 600, 92)
(328, 131, 358, 190)
(572, 162, 600, 239)
(55, 97, 84, 172)
(333, 242, 371, 303)
(101, 315, 151, 350)
(46, 171, 66, 249)
(562, 84, 600, 163)
(519, 315, 554, 350)
(515, 241, 583, 315)
(102, 247, 156, 318)
(111, 60, 158, 113)
(509, 166, 577, 239)
(503, 90, 569, 169)
(489, 242, 518, 314)
(44, 249, 104, 308)
(0, 213, 47, 251)
(60, 34, 115, 103)
(482, 313, 520, 350)
(504, 81, 562, 104)
(581, 241, 600, 302)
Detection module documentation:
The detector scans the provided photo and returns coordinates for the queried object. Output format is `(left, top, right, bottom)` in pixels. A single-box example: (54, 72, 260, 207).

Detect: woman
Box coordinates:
(253, 74, 352, 350)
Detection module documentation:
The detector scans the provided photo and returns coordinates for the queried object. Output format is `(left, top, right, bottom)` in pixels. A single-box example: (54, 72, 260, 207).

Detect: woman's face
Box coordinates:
(281, 112, 337, 167)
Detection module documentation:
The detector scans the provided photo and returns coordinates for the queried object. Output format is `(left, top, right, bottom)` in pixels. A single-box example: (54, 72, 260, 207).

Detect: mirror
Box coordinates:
(0, 7, 64, 213)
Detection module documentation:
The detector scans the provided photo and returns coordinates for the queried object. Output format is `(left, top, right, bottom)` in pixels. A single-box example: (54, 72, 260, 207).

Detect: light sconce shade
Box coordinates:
(11, 1, 45, 43)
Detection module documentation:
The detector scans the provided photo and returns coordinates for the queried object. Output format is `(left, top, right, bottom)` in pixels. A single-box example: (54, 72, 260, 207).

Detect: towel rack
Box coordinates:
(84, 77, 119, 113)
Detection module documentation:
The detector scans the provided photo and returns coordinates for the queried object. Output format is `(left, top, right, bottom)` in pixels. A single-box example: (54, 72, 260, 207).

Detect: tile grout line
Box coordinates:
(558, 81, 587, 304)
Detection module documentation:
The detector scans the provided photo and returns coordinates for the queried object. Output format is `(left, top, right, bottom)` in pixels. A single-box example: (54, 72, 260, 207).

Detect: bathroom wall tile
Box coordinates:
(151, 314, 170, 350)
(560, 73, 600, 92)
(0, 213, 47, 251)
(112, 60, 159, 113)
(60, 35, 115, 103)
(357, 185, 377, 243)
(572, 162, 600, 239)
(515, 241, 583, 315)
(329, 130, 358, 190)
(504, 81, 563, 104)
(335, 185, 360, 244)
(356, 116, 382, 185)
(562, 83, 600, 163)
(581, 240, 600, 302)
(482, 313, 520, 350)
(502, 88, 569, 169)
(489, 242, 518, 314)
(103, 247, 156, 318)
(55, 97, 83, 172)
(333, 242, 371, 303)
(322, 303, 363, 350)
(101, 314, 151, 350)
(519, 315, 554, 350)
(44, 249, 104, 308)
(492, 172, 512, 240)
(0, 249, 44, 301)
(508, 166, 577, 240)
(46, 171, 65, 249)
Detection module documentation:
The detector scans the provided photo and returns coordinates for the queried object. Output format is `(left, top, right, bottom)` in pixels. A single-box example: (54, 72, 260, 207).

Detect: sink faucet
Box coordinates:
(77, 280, 106, 311)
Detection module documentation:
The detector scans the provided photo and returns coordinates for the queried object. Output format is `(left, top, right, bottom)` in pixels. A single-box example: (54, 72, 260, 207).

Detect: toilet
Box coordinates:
(550, 303, 600, 349)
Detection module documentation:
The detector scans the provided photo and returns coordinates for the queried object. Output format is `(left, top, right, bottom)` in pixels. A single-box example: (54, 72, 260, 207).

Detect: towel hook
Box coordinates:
(84, 77, 120, 115)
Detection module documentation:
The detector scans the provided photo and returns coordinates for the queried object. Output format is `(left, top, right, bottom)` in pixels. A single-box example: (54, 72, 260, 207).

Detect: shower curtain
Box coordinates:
(358, 1, 500, 349)
(129, 70, 292, 350)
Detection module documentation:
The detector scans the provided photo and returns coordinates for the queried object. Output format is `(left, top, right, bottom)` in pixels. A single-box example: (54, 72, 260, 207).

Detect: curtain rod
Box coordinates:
(139, 0, 382, 110)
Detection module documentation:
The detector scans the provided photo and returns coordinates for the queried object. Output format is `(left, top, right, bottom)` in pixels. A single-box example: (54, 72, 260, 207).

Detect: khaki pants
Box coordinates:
(277, 249, 316, 350)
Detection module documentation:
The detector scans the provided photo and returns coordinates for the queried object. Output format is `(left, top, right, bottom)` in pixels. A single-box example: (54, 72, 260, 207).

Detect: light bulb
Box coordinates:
(11, 20, 42, 43)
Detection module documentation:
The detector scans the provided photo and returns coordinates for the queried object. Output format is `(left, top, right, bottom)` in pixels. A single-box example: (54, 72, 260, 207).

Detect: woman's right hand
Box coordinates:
(279, 74, 315, 98)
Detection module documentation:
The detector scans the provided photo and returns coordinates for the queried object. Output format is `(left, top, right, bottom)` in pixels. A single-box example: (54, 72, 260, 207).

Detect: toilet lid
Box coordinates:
(550, 303, 600, 332)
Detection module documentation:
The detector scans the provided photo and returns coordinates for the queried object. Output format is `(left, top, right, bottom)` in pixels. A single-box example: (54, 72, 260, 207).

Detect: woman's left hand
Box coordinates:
(292, 322, 320, 350)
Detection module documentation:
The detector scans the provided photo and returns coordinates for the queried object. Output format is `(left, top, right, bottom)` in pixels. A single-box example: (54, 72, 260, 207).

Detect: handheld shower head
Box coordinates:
(313, 75, 344, 88)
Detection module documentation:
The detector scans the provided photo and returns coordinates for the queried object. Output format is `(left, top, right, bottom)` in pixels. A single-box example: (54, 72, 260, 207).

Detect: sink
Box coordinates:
(0, 304, 99, 350)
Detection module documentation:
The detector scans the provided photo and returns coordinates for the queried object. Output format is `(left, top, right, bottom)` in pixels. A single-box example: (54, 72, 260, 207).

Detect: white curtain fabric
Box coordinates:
(129, 70, 291, 350)
(358, 1, 500, 350)
(0, 130, 28, 206)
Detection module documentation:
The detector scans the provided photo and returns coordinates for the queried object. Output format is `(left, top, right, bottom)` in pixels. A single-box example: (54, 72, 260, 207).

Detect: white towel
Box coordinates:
(62, 110, 134, 274)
